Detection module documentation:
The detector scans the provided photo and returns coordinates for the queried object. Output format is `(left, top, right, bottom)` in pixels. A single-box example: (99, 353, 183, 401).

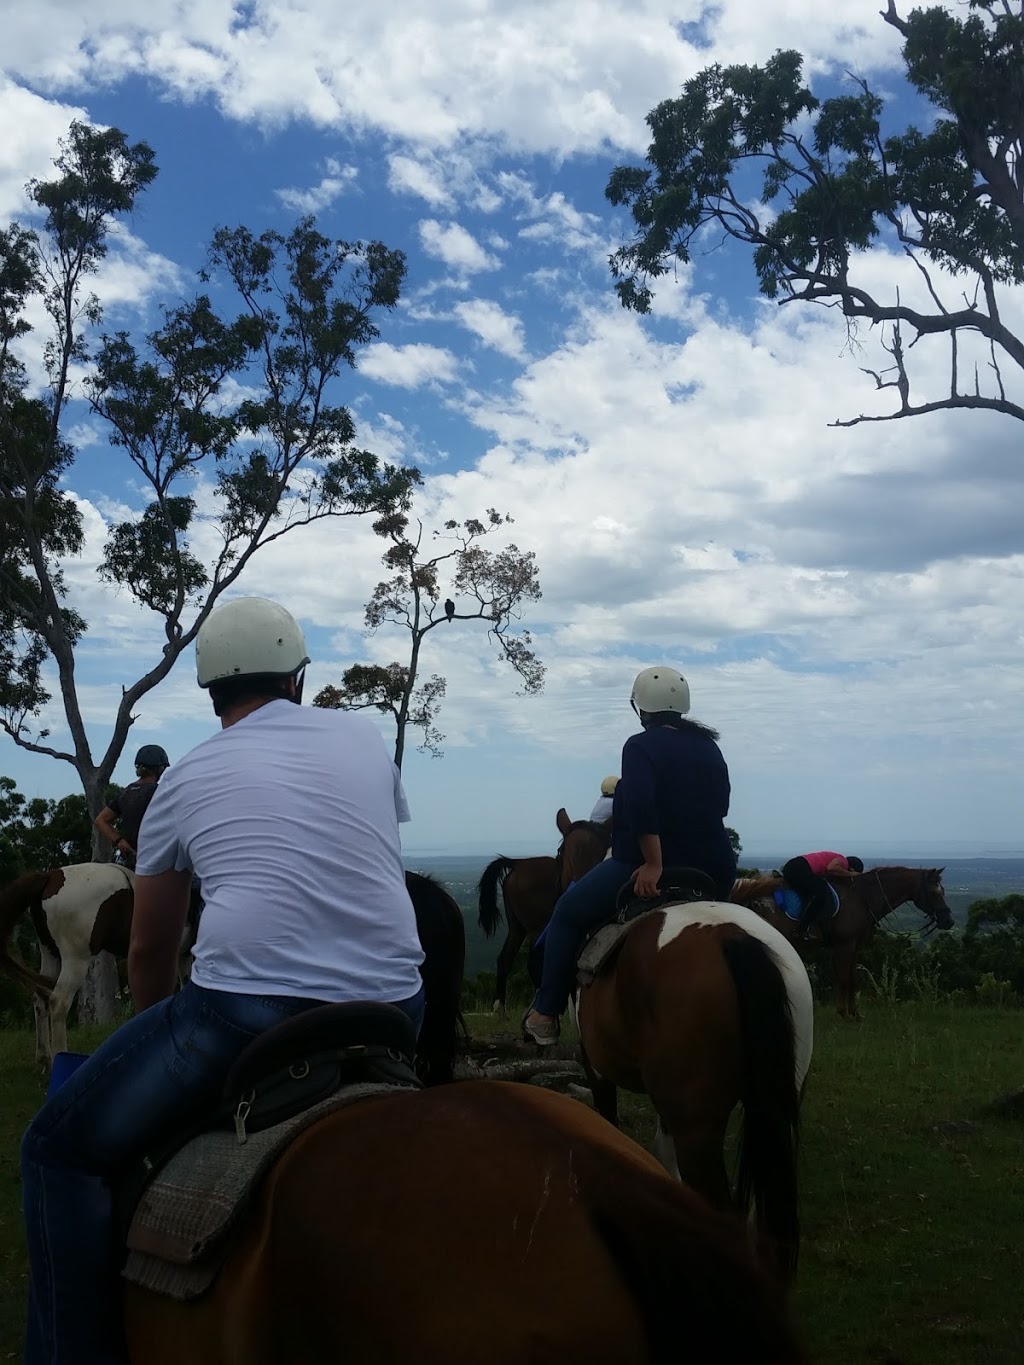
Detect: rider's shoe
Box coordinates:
(522, 1011, 559, 1046)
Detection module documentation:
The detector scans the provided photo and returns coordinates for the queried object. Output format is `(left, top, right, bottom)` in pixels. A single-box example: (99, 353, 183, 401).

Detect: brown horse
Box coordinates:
(123, 1081, 806, 1364)
(578, 900, 813, 1284)
(478, 808, 610, 1011)
(730, 866, 953, 1017)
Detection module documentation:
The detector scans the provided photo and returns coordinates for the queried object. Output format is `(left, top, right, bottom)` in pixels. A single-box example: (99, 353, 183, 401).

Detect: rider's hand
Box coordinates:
(633, 862, 663, 898)
(117, 839, 134, 857)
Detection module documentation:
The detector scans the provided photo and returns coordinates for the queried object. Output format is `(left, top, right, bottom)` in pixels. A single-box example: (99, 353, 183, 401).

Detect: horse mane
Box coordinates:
(557, 820, 612, 884)
(731, 875, 780, 902)
(864, 865, 942, 879)
(559, 819, 610, 838)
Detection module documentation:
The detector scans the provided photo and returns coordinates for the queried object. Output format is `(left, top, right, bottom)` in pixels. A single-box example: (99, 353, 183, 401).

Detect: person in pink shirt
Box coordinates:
(782, 850, 864, 937)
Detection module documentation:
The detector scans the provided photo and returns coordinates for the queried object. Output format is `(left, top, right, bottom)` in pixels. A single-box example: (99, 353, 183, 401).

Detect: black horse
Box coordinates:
(185, 870, 465, 1086)
(405, 870, 467, 1085)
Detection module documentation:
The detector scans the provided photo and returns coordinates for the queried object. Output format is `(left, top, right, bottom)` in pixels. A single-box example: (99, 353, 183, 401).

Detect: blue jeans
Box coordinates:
(532, 858, 636, 1017)
(21, 981, 425, 1365)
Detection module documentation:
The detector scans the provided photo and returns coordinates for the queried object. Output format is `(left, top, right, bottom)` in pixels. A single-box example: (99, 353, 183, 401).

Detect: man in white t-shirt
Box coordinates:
(20, 597, 425, 1365)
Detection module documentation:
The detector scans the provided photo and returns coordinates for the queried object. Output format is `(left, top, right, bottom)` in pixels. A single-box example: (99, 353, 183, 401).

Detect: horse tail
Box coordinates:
(407, 871, 468, 1087)
(590, 1162, 805, 1363)
(721, 933, 801, 1282)
(476, 856, 515, 937)
(0, 871, 57, 996)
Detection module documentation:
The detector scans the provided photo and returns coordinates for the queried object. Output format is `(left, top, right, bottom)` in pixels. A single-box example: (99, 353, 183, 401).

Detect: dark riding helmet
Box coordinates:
(135, 744, 170, 769)
(847, 856, 864, 873)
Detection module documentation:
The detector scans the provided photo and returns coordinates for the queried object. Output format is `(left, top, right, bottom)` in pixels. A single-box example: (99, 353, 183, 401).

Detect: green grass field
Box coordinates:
(2, 1004, 1022, 1363)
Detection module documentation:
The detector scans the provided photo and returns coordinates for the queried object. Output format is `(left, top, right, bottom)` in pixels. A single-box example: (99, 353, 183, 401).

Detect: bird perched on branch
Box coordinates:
(444, 598, 455, 622)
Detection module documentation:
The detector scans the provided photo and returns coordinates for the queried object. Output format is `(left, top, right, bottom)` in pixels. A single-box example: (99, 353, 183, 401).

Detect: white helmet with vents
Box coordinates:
(630, 666, 690, 718)
(196, 598, 310, 688)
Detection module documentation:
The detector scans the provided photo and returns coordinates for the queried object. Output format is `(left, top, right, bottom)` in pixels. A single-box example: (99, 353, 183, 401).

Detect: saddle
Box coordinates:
(577, 867, 719, 985)
(773, 883, 841, 922)
(118, 1002, 420, 1301)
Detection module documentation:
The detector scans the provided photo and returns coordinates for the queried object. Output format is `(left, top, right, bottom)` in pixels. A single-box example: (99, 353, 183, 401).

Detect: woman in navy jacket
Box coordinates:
(524, 666, 736, 1044)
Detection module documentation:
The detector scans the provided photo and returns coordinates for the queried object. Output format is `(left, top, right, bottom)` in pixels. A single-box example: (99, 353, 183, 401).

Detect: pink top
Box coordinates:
(803, 850, 847, 876)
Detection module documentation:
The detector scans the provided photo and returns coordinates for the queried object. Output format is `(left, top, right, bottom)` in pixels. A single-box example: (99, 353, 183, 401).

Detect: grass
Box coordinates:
(2, 1004, 1023, 1362)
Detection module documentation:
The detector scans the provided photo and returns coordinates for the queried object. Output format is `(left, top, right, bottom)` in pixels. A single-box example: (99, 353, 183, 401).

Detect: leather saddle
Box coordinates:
(577, 868, 721, 985)
(223, 1000, 419, 1140)
(115, 1002, 420, 1249)
(613, 865, 720, 922)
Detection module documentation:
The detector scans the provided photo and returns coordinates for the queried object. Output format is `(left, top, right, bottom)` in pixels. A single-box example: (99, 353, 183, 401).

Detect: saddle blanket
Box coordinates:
(123, 1081, 402, 1302)
(577, 912, 658, 985)
(773, 884, 840, 921)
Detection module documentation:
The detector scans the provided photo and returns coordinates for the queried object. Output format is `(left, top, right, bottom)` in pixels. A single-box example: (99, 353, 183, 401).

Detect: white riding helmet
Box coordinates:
(630, 666, 690, 718)
(600, 775, 619, 796)
(196, 598, 311, 688)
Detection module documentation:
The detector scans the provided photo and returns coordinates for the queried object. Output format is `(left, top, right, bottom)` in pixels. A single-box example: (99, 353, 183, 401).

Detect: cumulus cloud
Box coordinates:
(358, 342, 460, 387)
(452, 298, 527, 359)
(0, 79, 88, 218)
(275, 158, 358, 212)
(0, 2, 906, 158)
(387, 154, 453, 207)
(3, 1, 1022, 852)
(418, 219, 500, 274)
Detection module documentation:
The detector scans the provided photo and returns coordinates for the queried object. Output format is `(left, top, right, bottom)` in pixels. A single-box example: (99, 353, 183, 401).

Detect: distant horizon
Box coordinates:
(402, 844, 1024, 862)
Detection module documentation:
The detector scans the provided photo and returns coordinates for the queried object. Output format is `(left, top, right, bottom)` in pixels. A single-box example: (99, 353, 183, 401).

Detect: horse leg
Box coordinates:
(33, 992, 52, 1068)
(833, 941, 859, 1018)
(493, 920, 525, 1014)
(48, 955, 91, 1056)
(34, 944, 60, 1068)
(666, 1122, 731, 1210)
(580, 1044, 618, 1126)
(651, 1116, 681, 1181)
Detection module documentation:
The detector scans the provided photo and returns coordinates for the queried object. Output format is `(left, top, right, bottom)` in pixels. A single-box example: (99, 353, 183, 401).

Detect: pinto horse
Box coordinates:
(0, 865, 465, 1084)
(478, 808, 610, 1011)
(122, 1081, 806, 1365)
(577, 899, 813, 1284)
(0, 863, 140, 1064)
(730, 865, 953, 1017)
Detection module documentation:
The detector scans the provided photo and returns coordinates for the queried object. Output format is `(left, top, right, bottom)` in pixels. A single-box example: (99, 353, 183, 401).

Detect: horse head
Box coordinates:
(914, 867, 954, 932)
(554, 810, 612, 890)
(866, 866, 954, 933)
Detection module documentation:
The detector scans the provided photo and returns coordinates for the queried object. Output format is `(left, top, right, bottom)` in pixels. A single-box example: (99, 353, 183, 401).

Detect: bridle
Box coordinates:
(865, 868, 945, 936)
(556, 821, 611, 892)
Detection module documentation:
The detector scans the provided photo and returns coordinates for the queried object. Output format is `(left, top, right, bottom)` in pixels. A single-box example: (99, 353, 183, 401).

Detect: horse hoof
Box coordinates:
(492, 1000, 505, 1016)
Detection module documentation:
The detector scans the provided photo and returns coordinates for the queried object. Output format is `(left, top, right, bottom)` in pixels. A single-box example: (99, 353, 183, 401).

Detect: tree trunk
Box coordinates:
(80, 769, 120, 1027)
(77, 951, 121, 1026)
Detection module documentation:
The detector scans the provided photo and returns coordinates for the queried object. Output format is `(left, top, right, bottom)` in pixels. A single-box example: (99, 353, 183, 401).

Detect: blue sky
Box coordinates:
(2, 1, 1022, 858)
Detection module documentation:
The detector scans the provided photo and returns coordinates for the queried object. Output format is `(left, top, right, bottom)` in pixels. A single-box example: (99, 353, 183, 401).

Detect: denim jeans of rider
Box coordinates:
(21, 979, 425, 1365)
(532, 857, 637, 1017)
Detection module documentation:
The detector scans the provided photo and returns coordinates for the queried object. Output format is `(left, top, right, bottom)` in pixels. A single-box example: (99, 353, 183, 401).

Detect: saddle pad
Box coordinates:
(577, 912, 658, 985)
(122, 1082, 401, 1301)
(773, 884, 840, 921)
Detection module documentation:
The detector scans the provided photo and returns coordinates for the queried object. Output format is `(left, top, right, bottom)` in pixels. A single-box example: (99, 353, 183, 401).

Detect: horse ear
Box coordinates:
(556, 807, 572, 835)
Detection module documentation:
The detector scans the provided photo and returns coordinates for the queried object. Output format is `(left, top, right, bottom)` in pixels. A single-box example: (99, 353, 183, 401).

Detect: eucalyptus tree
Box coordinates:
(314, 508, 543, 769)
(1, 122, 418, 828)
(607, 1, 1024, 426)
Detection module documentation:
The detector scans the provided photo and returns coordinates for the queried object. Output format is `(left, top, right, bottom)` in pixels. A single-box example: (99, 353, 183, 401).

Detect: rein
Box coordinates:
(866, 869, 941, 937)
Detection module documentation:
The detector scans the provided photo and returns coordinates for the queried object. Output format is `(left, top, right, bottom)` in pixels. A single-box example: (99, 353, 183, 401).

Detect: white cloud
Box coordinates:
(452, 298, 527, 359)
(358, 342, 460, 388)
(418, 219, 500, 274)
(387, 154, 452, 207)
(0, 2, 907, 158)
(0, 79, 87, 218)
(275, 158, 358, 213)
(3, 1, 1022, 854)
